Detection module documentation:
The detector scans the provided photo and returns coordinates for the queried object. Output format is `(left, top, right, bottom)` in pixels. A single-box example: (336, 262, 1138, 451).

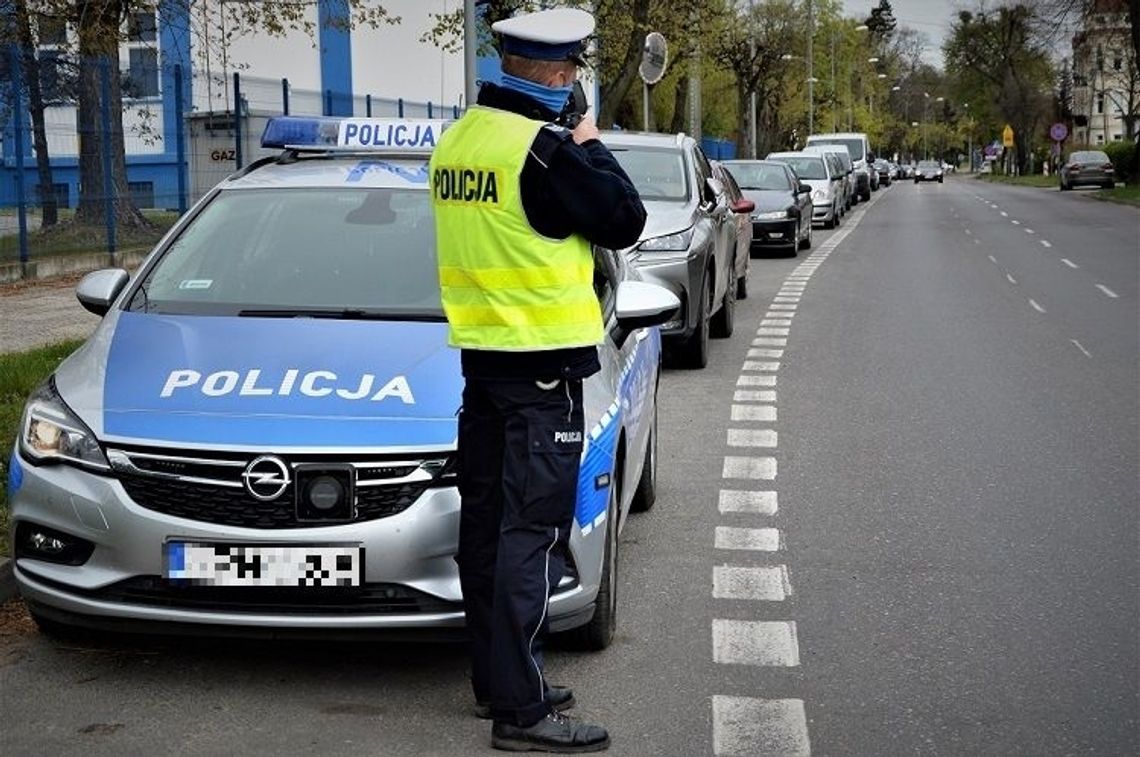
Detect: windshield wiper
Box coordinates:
(238, 308, 445, 322)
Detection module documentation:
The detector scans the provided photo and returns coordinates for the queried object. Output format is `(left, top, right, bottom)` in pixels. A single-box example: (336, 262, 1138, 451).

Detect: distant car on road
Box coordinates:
(767, 151, 845, 229)
(1060, 150, 1115, 190)
(711, 161, 755, 300)
(721, 159, 813, 257)
(873, 158, 893, 187)
(914, 160, 944, 183)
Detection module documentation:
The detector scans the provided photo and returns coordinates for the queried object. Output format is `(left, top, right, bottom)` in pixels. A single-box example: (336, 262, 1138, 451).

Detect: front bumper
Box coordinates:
(9, 452, 596, 634)
(750, 218, 797, 247)
(629, 253, 704, 338)
(812, 202, 835, 222)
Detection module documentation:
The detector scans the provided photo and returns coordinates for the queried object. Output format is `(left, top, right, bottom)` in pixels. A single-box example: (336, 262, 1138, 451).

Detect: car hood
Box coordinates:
(740, 189, 794, 212)
(637, 200, 696, 242)
(67, 312, 461, 449)
(802, 178, 831, 193)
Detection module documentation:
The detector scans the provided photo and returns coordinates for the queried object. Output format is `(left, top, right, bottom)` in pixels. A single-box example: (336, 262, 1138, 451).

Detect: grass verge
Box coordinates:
(0, 210, 179, 264)
(0, 340, 84, 556)
(1091, 184, 1140, 207)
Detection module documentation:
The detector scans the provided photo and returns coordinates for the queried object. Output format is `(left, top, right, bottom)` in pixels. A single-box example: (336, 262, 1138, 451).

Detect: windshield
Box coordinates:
(918, 160, 940, 170)
(608, 146, 690, 201)
(807, 137, 864, 162)
(721, 163, 792, 191)
(768, 156, 827, 180)
(127, 187, 444, 318)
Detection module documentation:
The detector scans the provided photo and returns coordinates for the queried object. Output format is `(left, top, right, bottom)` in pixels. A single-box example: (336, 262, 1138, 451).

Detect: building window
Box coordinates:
(125, 47, 159, 98)
(1113, 133, 1123, 141)
(1112, 51, 1122, 71)
(1095, 134, 1104, 144)
(128, 12, 157, 43)
(1096, 94, 1104, 114)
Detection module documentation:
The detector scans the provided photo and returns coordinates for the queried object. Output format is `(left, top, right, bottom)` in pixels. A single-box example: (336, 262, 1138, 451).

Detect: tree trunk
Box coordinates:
(598, 0, 650, 129)
(74, 0, 149, 229)
(15, 0, 58, 227)
(735, 79, 748, 158)
(669, 74, 688, 134)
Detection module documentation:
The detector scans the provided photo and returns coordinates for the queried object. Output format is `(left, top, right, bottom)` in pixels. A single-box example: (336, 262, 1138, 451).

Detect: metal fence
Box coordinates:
(1, 54, 461, 273)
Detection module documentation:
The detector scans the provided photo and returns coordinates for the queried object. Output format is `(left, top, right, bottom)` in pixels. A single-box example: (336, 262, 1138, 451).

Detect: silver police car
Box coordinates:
(8, 117, 677, 648)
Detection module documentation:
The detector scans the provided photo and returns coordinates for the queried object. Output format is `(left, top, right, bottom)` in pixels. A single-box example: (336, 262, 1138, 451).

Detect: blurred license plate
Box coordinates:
(768, 232, 784, 239)
(165, 543, 363, 587)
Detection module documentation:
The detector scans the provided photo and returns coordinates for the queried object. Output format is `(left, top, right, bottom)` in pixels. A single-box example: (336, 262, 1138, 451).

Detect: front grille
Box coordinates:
(71, 576, 460, 615)
(109, 447, 454, 529)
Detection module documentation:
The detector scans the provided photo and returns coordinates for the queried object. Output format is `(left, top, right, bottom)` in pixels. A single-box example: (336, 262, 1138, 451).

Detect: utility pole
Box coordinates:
(806, 0, 814, 134)
(830, 30, 837, 132)
(689, 5, 702, 140)
(464, 0, 477, 112)
(749, 0, 757, 157)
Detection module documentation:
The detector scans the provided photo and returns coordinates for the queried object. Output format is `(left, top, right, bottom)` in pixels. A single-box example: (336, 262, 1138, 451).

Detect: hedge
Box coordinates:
(1103, 140, 1138, 183)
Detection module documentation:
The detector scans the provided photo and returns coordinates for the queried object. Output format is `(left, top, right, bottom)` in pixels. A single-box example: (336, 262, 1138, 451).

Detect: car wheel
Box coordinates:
(711, 263, 735, 339)
(862, 189, 872, 201)
(736, 267, 749, 300)
(824, 212, 836, 230)
(572, 471, 619, 650)
(676, 277, 710, 369)
(938, 177, 943, 183)
(798, 223, 812, 251)
(630, 402, 658, 513)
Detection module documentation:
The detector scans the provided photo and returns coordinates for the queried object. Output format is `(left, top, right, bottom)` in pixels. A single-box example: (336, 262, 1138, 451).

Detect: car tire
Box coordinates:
(938, 177, 943, 183)
(630, 402, 658, 513)
(824, 213, 836, 230)
(799, 223, 812, 251)
(571, 471, 619, 650)
(737, 268, 749, 300)
(711, 264, 735, 339)
(676, 277, 710, 369)
(862, 189, 872, 201)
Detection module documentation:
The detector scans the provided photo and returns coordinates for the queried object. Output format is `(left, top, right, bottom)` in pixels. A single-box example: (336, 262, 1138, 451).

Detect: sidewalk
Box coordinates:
(0, 274, 100, 354)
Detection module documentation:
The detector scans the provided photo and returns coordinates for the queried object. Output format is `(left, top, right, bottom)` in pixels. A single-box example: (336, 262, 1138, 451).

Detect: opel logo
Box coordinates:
(242, 456, 291, 501)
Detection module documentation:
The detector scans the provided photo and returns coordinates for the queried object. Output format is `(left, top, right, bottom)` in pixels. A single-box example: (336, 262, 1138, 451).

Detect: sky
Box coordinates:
(841, 0, 961, 67)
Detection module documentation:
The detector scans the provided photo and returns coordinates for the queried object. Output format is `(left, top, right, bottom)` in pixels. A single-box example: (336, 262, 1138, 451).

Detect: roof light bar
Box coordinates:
(261, 116, 450, 152)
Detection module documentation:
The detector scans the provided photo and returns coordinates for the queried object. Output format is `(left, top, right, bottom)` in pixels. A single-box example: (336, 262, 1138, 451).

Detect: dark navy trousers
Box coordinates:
(456, 377, 585, 727)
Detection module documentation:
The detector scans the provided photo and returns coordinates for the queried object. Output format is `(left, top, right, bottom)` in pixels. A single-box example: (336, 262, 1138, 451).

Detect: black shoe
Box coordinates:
(475, 686, 575, 720)
(491, 712, 610, 753)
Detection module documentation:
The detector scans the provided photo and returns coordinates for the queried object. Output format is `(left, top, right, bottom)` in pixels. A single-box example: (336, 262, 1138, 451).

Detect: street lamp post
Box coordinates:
(806, 0, 814, 134)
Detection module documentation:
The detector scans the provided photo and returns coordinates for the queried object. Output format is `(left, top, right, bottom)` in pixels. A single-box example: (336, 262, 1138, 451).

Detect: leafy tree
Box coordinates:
(944, 3, 1055, 173)
(865, 0, 897, 42)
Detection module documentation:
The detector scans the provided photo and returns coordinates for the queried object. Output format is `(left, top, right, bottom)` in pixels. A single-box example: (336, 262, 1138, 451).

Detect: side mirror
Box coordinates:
(613, 280, 680, 348)
(76, 268, 130, 316)
(797, 183, 812, 195)
(704, 177, 725, 206)
(732, 198, 755, 214)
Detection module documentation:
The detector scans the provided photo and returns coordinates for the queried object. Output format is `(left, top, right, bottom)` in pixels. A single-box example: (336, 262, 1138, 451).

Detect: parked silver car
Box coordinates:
(767, 151, 845, 228)
(9, 116, 679, 649)
(602, 131, 749, 369)
(802, 144, 856, 211)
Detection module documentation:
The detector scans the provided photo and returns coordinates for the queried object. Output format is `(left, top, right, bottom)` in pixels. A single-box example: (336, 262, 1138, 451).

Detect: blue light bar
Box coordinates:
(261, 116, 450, 152)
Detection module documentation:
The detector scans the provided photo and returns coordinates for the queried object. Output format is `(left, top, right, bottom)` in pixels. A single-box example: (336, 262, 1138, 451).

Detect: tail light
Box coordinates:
(1068, 163, 1082, 170)
(1102, 163, 1114, 170)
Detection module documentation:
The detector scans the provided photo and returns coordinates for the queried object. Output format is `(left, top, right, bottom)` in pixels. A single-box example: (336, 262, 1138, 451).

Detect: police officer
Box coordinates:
(429, 7, 646, 754)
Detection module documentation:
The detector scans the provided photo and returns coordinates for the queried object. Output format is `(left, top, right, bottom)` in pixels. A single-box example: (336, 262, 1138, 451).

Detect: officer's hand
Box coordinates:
(572, 115, 600, 145)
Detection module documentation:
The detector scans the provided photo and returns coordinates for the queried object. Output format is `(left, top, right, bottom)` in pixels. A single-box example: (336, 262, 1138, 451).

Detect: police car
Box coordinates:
(8, 116, 678, 649)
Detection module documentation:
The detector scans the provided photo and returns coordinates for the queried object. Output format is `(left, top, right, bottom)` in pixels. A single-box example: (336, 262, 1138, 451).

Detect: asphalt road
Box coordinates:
(0, 178, 1136, 756)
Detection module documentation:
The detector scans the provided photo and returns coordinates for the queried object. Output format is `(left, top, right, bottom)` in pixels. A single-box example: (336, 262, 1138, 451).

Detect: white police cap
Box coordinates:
(492, 8, 595, 64)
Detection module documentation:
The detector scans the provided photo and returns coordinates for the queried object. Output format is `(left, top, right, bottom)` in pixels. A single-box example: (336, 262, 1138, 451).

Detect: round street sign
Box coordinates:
(639, 32, 668, 85)
(1049, 122, 1069, 142)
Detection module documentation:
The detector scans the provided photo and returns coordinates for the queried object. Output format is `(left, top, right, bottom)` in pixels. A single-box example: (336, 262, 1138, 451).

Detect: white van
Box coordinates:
(806, 133, 873, 202)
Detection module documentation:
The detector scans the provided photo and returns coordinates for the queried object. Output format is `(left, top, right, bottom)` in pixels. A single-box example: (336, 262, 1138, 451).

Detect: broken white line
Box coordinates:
(1040, 240, 1052, 248)
(1029, 298, 1045, 313)
(1096, 284, 1119, 298)
(1062, 258, 1079, 269)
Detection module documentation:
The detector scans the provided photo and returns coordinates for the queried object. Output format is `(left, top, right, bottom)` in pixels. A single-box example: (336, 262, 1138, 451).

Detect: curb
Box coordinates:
(0, 249, 148, 285)
(0, 556, 16, 603)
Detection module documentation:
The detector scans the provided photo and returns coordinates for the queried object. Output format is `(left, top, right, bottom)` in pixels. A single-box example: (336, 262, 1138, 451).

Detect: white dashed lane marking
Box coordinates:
(718, 490, 777, 514)
(727, 428, 778, 448)
(747, 348, 785, 359)
(1041, 240, 1053, 248)
(1029, 298, 1046, 313)
(712, 697, 811, 757)
(731, 405, 777, 422)
(1062, 258, 1079, 269)
(713, 565, 790, 601)
(721, 456, 777, 480)
(734, 390, 777, 402)
(1006, 273, 1017, 285)
(715, 526, 780, 552)
(1071, 339, 1093, 358)
(742, 361, 781, 372)
(1096, 284, 1119, 298)
(737, 375, 777, 387)
(712, 619, 800, 666)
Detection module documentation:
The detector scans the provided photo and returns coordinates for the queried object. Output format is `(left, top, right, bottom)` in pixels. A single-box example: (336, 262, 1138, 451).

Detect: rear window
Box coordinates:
(768, 156, 826, 180)
(127, 187, 443, 318)
(721, 163, 793, 191)
(608, 145, 690, 201)
(1070, 151, 1110, 163)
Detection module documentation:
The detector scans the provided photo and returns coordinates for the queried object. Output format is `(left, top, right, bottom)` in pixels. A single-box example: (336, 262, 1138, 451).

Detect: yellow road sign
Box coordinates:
(1002, 124, 1015, 147)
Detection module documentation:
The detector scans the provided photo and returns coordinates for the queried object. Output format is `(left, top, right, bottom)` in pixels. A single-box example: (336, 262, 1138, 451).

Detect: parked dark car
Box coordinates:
(712, 161, 755, 299)
(914, 160, 943, 183)
(721, 159, 813, 256)
(602, 131, 748, 368)
(1060, 150, 1115, 190)
(873, 158, 893, 186)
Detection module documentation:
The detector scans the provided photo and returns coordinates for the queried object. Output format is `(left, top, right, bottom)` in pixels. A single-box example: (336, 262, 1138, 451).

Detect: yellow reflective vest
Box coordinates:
(430, 107, 603, 351)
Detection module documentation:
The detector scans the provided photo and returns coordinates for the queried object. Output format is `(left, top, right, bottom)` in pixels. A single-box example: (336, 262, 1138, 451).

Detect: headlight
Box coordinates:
(639, 227, 695, 253)
(755, 210, 788, 220)
(812, 190, 828, 202)
(19, 378, 110, 472)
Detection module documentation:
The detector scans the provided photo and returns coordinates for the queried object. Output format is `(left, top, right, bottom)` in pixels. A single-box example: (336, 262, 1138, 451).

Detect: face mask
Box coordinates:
(500, 73, 573, 115)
